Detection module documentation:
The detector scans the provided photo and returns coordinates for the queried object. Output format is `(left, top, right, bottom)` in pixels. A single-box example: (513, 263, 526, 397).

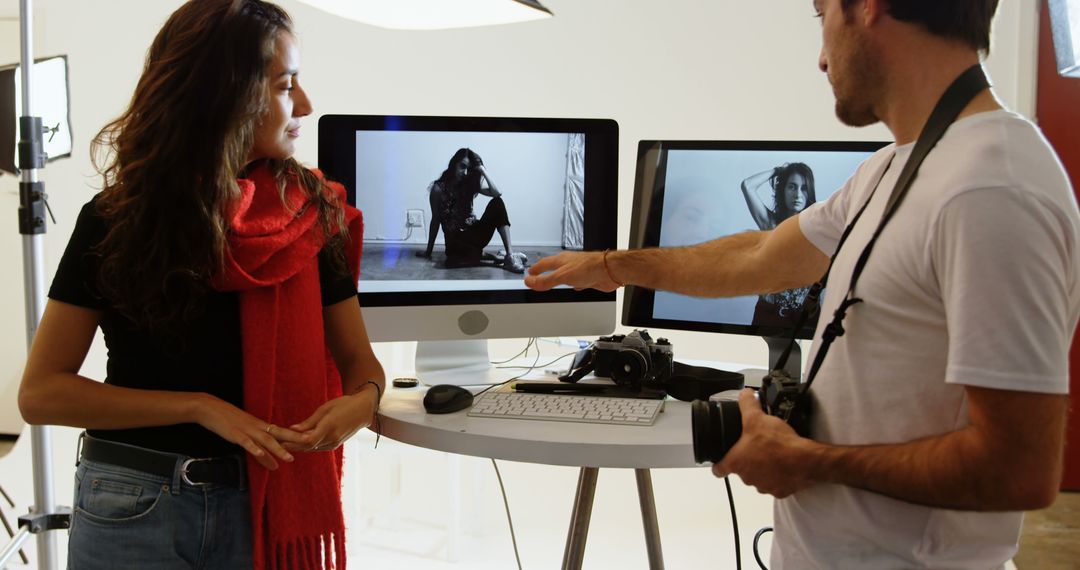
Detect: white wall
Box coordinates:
(0, 0, 1040, 567)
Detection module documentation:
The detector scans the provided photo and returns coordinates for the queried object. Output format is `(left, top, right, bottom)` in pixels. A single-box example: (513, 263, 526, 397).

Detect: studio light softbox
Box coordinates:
(0, 55, 72, 175)
(1049, 0, 1080, 78)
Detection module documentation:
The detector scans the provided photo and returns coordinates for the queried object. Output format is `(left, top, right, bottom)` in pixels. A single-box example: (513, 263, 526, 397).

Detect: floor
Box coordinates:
(362, 242, 564, 281)
(342, 456, 1080, 570)
(1014, 490, 1080, 569)
(1, 437, 29, 567)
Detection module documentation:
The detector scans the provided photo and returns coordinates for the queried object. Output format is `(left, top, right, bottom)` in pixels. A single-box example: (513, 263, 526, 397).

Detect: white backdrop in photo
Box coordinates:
(356, 130, 571, 247)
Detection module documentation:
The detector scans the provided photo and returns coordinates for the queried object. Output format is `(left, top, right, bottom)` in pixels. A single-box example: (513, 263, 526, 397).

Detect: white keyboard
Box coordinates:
(468, 391, 665, 426)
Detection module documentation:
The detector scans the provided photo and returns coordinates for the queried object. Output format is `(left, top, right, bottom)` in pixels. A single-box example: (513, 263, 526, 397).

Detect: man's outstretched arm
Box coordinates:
(524, 215, 829, 297)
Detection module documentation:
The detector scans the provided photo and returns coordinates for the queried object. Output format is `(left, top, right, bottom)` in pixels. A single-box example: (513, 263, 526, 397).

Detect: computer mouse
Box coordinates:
(423, 384, 475, 414)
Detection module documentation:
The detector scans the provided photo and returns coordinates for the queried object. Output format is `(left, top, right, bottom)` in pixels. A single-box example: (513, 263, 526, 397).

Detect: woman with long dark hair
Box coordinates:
(416, 148, 526, 273)
(18, 1, 383, 568)
(740, 162, 817, 327)
(740, 162, 817, 230)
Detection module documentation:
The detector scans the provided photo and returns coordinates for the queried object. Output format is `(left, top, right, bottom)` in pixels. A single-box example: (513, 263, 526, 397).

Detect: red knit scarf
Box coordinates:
(213, 163, 362, 570)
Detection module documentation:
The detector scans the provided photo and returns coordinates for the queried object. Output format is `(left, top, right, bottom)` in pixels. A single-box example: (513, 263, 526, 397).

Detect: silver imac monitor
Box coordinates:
(318, 115, 619, 385)
(623, 140, 887, 380)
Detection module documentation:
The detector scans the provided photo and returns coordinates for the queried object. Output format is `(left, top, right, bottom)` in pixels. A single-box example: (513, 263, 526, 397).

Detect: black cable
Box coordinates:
(724, 476, 742, 570)
(753, 527, 773, 570)
(491, 459, 523, 570)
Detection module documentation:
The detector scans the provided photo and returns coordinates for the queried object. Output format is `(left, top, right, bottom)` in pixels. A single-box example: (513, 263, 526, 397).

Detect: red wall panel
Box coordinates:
(1036, 1, 1080, 490)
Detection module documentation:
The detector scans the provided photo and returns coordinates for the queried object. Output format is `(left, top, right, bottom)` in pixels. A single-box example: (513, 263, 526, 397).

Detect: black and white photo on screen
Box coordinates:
(355, 130, 584, 283)
(650, 147, 872, 329)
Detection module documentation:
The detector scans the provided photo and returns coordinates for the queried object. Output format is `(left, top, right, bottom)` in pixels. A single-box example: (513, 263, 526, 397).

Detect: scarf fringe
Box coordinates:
(271, 533, 345, 570)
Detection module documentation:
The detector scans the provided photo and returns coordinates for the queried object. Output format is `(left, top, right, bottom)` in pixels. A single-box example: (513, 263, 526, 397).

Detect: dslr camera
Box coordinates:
(690, 368, 812, 464)
(562, 329, 673, 389)
(593, 330, 674, 388)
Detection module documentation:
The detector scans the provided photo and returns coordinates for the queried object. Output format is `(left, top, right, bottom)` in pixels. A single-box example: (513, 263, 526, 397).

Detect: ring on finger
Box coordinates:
(265, 424, 275, 434)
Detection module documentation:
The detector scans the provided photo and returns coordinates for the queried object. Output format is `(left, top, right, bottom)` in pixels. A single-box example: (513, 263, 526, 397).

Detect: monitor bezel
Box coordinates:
(318, 114, 619, 308)
(622, 139, 889, 340)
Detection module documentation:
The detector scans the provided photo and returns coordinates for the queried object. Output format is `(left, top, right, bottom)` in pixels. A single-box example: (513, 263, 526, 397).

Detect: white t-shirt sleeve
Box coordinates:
(932, 187, 1073, 394)
(799, 199, 838, 254)
(799, 153, 881, 255)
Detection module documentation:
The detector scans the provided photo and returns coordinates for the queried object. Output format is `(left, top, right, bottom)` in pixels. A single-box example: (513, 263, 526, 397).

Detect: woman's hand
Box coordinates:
(192, 393, 311, 470)
(286, 388, 378, 452)
(475, 164, 502, 197)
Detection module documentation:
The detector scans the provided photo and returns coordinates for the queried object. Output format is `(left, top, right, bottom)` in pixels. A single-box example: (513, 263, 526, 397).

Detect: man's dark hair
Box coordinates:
(841, 0, 999, 53)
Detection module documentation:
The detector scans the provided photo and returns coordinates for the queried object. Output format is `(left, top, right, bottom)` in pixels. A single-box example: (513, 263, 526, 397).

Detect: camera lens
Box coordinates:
(691, 399, 742, 464)
(611, 349, 647, 386)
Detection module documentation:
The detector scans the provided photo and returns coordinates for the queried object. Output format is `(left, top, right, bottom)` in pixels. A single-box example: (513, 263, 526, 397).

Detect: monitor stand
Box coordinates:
(737, 336, 802, 387)
(414, 339, 519, 387)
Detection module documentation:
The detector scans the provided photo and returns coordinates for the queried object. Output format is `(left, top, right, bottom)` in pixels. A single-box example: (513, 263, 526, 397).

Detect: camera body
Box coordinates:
(691, 369, 812, 464)
(758, 369, 812, 435)
(591, 330, 674, 388)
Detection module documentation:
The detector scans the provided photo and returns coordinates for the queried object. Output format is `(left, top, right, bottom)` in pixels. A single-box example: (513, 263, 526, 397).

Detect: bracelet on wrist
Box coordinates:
(602, 249, 624, 287)
(351, 381, 383, 448)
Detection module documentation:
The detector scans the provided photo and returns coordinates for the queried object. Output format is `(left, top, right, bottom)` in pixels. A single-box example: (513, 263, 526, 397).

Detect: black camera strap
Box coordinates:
(772, 64, 991, 390)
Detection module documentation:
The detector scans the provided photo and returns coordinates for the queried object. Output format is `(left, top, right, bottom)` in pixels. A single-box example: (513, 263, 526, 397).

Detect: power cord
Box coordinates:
(475, 338, 544, 398)
(724, 476, 742, 570)
(479, 337, 594, 570)
(490, 337, 537, 365)
(491, 459, 523, 570)
(753, 527, 773, 570)
(479, 337, 579, 397)
(482, 337, 586, 570)
(722, 475, 772, 569)
(496, 350, 578, 372)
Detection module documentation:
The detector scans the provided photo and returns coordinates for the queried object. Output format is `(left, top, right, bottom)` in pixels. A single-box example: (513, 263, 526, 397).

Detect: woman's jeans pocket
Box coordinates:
(67, 460, 174, 569)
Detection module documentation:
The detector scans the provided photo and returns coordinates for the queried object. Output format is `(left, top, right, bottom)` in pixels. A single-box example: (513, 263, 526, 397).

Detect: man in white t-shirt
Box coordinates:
(524, 0, 1078, 567)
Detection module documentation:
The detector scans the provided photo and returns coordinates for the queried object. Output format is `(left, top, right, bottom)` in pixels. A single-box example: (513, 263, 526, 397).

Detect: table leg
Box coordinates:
(561, 467, 599, 570)
(447, 453, 461, 562)
(635, 468, 665, 569)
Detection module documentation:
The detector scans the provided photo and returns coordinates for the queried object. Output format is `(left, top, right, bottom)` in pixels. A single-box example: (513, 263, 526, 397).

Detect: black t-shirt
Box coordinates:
(49, 197, 358, 458)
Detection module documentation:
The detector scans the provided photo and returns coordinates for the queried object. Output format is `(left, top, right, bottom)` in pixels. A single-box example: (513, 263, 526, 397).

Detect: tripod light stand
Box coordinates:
(0, 0, 71, 568)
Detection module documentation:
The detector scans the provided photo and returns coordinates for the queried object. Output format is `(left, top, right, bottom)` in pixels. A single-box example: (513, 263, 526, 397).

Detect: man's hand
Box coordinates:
(712, 388, 816, 498)
(524, 251, 620, 292)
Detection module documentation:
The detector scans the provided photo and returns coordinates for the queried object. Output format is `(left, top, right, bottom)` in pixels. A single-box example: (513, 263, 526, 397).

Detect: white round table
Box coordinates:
(377, 383, 707, 570)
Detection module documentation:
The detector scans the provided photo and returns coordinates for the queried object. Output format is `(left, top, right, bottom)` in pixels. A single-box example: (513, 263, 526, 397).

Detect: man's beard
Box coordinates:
(832, 31, 883, 127)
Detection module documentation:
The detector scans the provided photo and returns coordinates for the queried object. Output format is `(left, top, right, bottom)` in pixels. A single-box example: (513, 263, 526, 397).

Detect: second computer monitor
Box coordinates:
(623, 140, 887, 378)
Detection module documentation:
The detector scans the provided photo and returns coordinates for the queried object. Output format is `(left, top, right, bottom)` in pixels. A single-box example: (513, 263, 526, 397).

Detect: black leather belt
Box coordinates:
(80, 435, 246, 487)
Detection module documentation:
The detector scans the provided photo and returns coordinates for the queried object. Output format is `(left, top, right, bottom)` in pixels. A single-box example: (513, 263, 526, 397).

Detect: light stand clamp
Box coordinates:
(15, 511, 70, 535)
(17, 117, 56, 236)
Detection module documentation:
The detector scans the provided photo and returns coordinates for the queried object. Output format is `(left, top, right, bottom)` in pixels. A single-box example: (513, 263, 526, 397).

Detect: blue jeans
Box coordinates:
(68, 452, 252, 569)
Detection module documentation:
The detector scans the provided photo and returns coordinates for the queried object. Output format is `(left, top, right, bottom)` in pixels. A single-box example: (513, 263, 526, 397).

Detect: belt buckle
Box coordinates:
(180, 457, 213, 486)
